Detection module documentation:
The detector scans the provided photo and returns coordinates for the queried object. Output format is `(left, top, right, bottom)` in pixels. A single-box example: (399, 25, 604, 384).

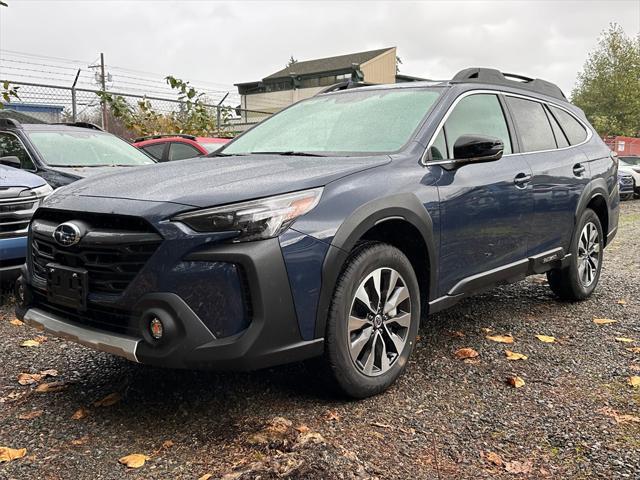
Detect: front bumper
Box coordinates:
(16, 237, 324, 370)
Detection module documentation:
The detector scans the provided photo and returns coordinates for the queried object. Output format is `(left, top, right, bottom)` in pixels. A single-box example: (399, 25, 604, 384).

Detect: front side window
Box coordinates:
(142, 143, 165, 160)
(0, 132, 35, 170)
(26, 130, 155, 167)
(222, 88, 443, 155)
(443, 94, 512, 158)
(506, 97, 556, 152)
(548, 106, 588, 145)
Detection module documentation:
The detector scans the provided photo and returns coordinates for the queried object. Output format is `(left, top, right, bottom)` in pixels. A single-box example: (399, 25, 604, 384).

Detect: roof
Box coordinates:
(262, 47, 395, 81)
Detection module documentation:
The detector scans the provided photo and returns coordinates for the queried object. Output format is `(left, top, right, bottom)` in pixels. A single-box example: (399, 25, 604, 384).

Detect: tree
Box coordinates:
(286, 55, 298, 68)
(0, 81, 19, 109)
(572, 23, 640, 137)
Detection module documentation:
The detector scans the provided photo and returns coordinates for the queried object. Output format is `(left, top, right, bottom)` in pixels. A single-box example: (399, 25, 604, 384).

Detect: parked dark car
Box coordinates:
(618, 171, 634, 200)
(132, 134, 230, 162)
(15, 68, 619, 398)
(0, 120, 155, 188)
(0, 165, 51, 283)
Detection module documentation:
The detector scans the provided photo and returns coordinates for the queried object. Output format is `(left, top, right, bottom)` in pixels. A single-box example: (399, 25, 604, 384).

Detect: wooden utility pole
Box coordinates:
(100, 53, 108, 130)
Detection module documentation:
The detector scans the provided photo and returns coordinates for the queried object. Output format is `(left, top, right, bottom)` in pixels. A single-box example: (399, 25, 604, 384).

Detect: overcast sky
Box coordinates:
(0, 0, 639, 101)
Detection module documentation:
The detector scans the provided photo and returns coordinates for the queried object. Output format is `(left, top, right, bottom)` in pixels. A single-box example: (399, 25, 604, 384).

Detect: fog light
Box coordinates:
(149, 317, 164, 340)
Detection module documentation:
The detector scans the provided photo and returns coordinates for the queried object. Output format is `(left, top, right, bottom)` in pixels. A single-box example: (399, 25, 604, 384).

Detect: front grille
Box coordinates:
(620, 175, 633, 186)
(30, 210, 162, 295)
(0, 187, 43, 239)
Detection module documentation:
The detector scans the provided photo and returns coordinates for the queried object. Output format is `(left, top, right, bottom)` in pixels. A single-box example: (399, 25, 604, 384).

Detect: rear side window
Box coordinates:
(506, 97, 556, 152)
(545, 107, 569, 148)
(142, 143, 165, 160)
(443, 94, 512, 158)
(548, 106, 588, 145)
(168, 142, 201, 161)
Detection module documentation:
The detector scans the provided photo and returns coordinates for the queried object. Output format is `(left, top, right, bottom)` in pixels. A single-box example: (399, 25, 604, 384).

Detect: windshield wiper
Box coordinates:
(206, 152, 243, 157)
(249, 151, 327, 157)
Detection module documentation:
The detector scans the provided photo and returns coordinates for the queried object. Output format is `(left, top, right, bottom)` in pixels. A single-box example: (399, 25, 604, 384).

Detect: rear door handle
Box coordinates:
(514, 172, 532, 188)
(573, 163, 586, 176)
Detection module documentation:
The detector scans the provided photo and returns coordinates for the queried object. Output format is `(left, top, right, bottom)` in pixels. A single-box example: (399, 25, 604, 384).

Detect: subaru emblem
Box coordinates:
(53, 222, 83, 247)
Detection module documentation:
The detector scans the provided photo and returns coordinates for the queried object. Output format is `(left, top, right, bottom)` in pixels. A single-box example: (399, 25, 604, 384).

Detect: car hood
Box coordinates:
(57, 154, 391, 207)
(49, 165, 145, 179)
(0, 165, 46, 188)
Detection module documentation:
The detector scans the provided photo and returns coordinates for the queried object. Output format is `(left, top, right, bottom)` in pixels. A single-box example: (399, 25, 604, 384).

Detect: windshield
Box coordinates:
(27, 130, 155, 167)
(222, 88, 442, 155)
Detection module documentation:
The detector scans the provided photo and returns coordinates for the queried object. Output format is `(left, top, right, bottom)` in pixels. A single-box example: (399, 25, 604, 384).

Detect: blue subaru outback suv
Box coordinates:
(16, 68, 619, 398)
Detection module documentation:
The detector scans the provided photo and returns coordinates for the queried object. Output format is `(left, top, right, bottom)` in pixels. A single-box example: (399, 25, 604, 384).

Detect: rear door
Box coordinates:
(434, 93, 534, 295)
(505, 96, 590, 255)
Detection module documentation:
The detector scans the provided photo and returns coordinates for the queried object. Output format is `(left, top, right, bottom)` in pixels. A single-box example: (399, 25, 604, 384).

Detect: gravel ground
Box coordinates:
(1, 201, 639, 480)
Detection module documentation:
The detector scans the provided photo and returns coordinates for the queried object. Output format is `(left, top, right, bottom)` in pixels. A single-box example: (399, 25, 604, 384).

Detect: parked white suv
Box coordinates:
(619, 157, 640, 197)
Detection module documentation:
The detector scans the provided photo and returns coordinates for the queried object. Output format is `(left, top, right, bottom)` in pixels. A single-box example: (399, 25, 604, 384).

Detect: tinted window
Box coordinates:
(0, 132, 36, 170)
(506, 97, 556, 152)
(545, 106, 569, 148)
(142, 143, 165, 160)
(168, 142, 201, 161)
(444, 94, 512, 159)
(223, 88, 442, 155)
(548, 106, 587, 145)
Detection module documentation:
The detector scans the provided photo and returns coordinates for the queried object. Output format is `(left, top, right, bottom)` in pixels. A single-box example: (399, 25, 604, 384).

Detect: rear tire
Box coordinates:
(324, 243, 420, 398)
(547, 208, 603, 301)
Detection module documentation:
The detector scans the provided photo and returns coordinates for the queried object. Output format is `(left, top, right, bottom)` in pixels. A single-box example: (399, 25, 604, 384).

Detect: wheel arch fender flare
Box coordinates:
(574, 178, 610, 244)
(313, 193, 437, 339)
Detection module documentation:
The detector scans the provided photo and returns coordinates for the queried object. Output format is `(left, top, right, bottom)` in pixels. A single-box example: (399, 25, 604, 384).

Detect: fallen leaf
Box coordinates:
(198, 475, 213, 480)
(34, 336, 48, 343)
(454, 347, 479, 360)
(615, 337, 634, 343)
(629, 376, 640, 388)
(20, 339, 41, 348)
(535, 335, 556, 343)
(71, 407, 88, 420)
(450, 330, 465, 338)
(507, 376, 525, 388)
(18, 410, 43, 420)
(505, 350, 528, 361)
(487, 334, 514, 344)
(118, 453, 149, 469)
(94, 392, 121, 407)
(161, 440, 174, 449)
(9, 319, 24, 326)
(630, 364, 640, 372)
(35, 381, 68, 393)
(481, 327, 493, 333)
(325, 410, 340, 422)
(598, 407, 640, 424)
(295, 425, 310, 434)
(39, 369, 58, 378)
(17, 373, 43, 385)
(0, 447, 27, 463)
(626, 347, 640, 354)
(505, 460, 533, 474)
(593, 318, 617, 325)
(71, 436, 89, 446)
(618, 299, 627, 305)
(485, 451, 504, 467)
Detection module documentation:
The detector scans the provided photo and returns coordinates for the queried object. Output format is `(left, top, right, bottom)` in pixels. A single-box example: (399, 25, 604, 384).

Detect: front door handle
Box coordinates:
(514, 172, 532, 188)
(573, 163, 586, 176)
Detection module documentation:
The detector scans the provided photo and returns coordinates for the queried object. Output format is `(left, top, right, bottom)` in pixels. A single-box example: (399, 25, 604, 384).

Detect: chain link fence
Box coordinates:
(1, 80, 272, 139)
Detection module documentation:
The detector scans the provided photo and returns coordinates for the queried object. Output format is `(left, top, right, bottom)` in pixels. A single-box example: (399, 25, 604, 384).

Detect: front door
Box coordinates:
(432, 93, 534, 296)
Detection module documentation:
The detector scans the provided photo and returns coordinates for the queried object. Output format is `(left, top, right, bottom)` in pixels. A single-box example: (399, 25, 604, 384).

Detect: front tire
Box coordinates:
(324, 243, 420, 398)
(547, 208, 603, 301)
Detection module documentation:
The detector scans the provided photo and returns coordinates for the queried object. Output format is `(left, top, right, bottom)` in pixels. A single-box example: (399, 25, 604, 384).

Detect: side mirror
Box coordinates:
(453, 135, 504, 164)
(0, 156, 22, 168)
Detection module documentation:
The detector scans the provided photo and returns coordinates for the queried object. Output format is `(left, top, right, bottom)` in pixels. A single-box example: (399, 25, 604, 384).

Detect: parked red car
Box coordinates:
(132, 134, 230, 162)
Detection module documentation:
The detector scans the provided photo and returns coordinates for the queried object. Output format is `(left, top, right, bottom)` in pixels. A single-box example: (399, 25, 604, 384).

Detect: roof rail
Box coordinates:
(53, 122, 103, 131)
(133, 133, 197, 142)
(451, 68, 566, 101)
(0, 118, 21, 128)
(316, 80, 375, 95)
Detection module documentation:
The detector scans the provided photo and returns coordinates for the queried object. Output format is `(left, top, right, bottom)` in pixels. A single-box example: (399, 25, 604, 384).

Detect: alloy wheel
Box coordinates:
(577, 221, 600, 287)
(347, 267, 411, 376)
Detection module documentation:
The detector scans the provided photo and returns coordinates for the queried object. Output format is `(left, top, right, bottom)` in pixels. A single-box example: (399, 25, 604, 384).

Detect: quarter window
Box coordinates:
(443, 94, 512, 159)
(0, 132, 35, 170)
(548, 106, 587, 145)
(545, 106, 569, 148)
(506, 97, 556, 152)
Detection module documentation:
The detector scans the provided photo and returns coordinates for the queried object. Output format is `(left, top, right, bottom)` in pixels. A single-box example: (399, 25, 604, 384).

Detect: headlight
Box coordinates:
(20, 184, 53, 206)
(172, 188, 323, 242)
